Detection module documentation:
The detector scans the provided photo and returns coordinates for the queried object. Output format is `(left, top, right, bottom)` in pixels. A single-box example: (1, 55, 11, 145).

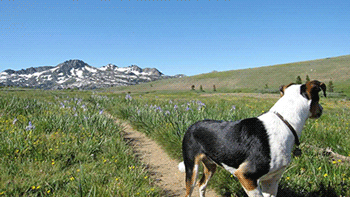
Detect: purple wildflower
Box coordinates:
(186, 107, 192, 111)
(231, 105, 236, 111)
(99, 109, 103, 115)
(26, 121, 35, 131)
(125, 94, 132, 101)
(164, 111, 171, 116)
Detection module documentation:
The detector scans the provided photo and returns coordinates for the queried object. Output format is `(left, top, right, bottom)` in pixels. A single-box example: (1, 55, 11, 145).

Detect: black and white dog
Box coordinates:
(178, 80, 326, 197)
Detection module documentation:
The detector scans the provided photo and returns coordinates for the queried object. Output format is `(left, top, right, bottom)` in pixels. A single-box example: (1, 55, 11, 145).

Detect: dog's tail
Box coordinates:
(178, 161, 186, 173)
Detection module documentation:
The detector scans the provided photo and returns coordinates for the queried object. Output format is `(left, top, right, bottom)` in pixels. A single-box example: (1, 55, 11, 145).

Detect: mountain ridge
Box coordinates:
(0, 59, 183, 90)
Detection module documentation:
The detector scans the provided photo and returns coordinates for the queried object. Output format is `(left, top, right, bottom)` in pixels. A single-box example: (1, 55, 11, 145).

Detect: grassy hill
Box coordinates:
(110, 55, 350, 96)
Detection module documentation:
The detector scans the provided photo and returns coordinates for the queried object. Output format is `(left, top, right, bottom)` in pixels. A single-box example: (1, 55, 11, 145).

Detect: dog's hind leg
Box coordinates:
(234, 162, 264, 197)
(198, 156, 217, 197)
(184, 154, 204, 197)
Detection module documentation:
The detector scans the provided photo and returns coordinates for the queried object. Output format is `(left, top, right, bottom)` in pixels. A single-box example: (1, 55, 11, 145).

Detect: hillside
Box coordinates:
(110, 55, 350, 95)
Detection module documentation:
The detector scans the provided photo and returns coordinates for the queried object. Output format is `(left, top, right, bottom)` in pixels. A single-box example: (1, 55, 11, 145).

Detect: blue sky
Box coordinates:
(1, 0, 349, 76)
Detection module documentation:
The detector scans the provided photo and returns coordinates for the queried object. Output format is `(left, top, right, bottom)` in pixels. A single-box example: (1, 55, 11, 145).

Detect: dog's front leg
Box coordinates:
(260, 179, 279, 197)
(259, 169, 285, 197)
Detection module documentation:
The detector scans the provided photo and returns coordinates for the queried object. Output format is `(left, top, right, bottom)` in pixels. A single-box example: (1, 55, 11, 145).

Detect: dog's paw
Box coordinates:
(178, 161, 185, 172)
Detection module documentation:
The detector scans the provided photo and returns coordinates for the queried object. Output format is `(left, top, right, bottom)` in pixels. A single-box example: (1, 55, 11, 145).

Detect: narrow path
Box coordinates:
(121, 120, 218, 197)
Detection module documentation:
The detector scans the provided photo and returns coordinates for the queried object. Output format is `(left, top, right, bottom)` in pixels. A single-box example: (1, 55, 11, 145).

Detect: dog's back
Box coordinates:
(182, 118, 271, 177)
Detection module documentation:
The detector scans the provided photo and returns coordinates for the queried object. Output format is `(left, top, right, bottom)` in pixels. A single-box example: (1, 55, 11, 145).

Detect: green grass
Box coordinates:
(0, 90, 162, 196)
(96, 91, 350, 197)
(1, 88, 349, 196)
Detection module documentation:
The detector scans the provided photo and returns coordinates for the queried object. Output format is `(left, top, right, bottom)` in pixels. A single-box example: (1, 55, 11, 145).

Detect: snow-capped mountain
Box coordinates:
(0, 60, 183, 89)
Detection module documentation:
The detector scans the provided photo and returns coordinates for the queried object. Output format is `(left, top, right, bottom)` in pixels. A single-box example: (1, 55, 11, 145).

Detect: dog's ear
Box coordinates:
(279, 83, 295, 97)
(300, 84, 309, 99)
(319, 82, 327, 97)
(279, 85, 285, 97)
(306, 80, 327, 99)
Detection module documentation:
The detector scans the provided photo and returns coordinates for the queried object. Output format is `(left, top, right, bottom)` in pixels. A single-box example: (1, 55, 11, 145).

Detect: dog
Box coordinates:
(178, 80, 326, 197)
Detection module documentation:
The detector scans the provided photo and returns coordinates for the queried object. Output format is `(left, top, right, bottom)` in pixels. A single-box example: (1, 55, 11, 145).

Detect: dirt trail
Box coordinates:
(121, 120, 218, 197)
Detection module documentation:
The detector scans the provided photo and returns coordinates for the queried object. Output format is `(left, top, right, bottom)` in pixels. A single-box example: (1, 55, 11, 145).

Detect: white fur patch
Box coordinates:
(178, 161, 186, 173)
(258, 84, 311, 173)
(221, 163, 237, 176)
(246, 188, 263, 197)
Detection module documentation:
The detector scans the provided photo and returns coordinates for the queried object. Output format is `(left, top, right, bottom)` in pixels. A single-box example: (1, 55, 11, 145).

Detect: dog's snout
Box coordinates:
(319, 104, 323, 112)
(310, 103, 323, 119)
(316, 105, 323, 118)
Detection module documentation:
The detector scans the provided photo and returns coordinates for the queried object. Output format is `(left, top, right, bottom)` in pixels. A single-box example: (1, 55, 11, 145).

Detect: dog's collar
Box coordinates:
(274, 112, 300, 146)
(274, 112, 302, 156)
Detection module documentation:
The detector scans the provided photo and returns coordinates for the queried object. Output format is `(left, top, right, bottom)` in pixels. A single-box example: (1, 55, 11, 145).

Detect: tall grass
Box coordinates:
(96, 92, 350, 197)
(0, 91, 161, 196)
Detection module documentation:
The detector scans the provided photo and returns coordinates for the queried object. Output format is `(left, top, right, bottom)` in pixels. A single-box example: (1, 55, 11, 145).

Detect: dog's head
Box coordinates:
(279, 80, 326, 119)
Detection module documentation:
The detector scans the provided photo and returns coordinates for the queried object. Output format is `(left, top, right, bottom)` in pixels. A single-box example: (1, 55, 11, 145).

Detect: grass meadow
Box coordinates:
(96, 91, 350, 197)
(0, 89, 161, 196)
(1, 88, 349, 196)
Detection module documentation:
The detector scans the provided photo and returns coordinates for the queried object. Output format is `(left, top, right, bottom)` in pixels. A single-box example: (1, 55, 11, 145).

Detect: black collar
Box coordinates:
(274, 112, 302, 156)
(274, 112, 300, 146)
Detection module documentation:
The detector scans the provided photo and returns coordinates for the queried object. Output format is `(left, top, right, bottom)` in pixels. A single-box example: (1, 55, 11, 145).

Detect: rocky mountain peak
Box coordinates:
(100, 64, 118, 71)
(58, 59, 87, 69)
(0, 59, 182, 89)
(129, 65, 142, 73)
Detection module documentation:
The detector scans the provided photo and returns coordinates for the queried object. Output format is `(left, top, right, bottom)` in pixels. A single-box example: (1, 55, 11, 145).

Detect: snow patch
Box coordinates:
(32, 70, 46, 77)
(70, 68, 76, 76)
(98, 67, 107, 71)
(85, 66, 97, 73)
(115, 67, 130, 73)
(19, 73, 34, 79)
(51, 67, 59, 72)
(76, 70, 83, 78)
(57, 77, 67, 84)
